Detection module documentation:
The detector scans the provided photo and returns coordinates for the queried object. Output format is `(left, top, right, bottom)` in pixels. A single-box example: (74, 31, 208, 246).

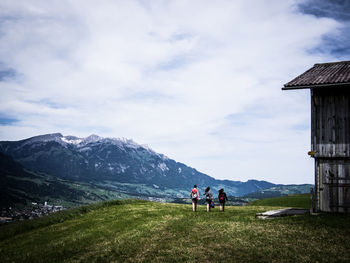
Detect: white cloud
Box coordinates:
(0, 0, 343, 184)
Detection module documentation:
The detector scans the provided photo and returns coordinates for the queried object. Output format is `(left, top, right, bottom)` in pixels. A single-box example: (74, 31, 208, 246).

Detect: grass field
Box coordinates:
(247, 193, 310, 208)
(1, 197, 350, 263)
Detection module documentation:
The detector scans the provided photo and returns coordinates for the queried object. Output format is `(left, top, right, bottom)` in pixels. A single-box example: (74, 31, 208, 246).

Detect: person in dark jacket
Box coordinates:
(204, 186, 213, 212)
(218, 188, 228, 212)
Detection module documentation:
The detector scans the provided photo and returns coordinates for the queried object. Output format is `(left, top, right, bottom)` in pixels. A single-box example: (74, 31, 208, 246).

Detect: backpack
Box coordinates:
(191, 189, 198, 199)
(206, 192, 212, 201)
(219, 192, 225, 202)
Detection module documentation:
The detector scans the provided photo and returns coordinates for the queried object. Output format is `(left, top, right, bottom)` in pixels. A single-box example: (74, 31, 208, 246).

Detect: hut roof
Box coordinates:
(283, 61, 350, 90)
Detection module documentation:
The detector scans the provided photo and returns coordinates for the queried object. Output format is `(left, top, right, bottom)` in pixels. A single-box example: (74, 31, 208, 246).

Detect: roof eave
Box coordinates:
(282, 82, 350, 90)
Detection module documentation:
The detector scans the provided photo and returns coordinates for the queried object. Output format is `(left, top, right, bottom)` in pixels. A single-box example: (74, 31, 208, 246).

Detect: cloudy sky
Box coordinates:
(1, 0, 349, 184)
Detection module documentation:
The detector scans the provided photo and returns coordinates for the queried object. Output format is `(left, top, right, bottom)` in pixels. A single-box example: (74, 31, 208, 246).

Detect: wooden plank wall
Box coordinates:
(312, 87, 350, 158)
(317, 159, 350, 212)
(311, 87, 350, 212)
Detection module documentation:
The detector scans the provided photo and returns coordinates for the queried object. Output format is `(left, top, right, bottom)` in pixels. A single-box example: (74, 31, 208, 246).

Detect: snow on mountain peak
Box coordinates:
(23, 133, 63, 146)
(83, 134, 102, 144)
(61, 136, 82, 145)
(23, 133, 169, 160)
(118, 137, 138, 147)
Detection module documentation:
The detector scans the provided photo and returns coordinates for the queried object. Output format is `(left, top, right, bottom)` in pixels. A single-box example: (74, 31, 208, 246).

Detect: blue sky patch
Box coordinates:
(298, 0, 350, 21)
(30, 99, 67, 109)
(0, 116, 19, 125)
(0, 68, 16, 81)
(299, 0, 350, 60)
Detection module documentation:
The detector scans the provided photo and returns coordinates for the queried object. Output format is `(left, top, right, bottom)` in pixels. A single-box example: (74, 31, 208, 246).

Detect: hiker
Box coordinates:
(190, 185, 199, 212)
(204, 186, 213, 212)
(218, 188, 228, 212)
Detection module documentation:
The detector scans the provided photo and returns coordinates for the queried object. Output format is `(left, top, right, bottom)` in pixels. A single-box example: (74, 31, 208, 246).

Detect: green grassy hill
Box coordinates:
(1, 199, 350, 263)
(247, 193, 310, 209)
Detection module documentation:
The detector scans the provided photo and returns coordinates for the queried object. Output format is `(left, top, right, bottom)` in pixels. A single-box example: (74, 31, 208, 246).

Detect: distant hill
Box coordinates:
(247, 193, 310, 209)
(0, 133, 311, 208)
(0, 153, 132, 208)
(243, 184, 313, 199)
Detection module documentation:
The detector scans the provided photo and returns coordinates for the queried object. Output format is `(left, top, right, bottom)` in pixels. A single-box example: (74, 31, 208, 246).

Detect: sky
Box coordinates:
(0, 0, 350, 184)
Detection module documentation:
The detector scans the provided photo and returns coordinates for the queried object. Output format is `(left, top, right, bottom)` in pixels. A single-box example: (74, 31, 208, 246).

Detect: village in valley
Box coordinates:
(0, 202, 65, 224)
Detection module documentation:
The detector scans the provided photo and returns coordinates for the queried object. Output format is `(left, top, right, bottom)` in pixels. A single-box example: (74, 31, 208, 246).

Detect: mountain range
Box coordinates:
(0, 133, 312, 207)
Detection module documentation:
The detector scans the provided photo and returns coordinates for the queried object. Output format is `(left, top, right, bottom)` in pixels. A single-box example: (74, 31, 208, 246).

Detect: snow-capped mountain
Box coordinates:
(0, 133, 275, 197)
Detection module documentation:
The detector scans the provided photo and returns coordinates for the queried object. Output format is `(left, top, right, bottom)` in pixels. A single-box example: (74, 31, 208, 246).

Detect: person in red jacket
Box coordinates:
(190, 185, 199, 212)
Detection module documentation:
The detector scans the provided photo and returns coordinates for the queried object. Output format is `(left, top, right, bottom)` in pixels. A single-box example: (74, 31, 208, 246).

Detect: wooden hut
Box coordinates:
(283, 61, 350, 213)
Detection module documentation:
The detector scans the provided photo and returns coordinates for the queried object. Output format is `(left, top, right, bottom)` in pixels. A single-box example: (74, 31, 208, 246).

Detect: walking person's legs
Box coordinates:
(192, 200, 197, 212)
